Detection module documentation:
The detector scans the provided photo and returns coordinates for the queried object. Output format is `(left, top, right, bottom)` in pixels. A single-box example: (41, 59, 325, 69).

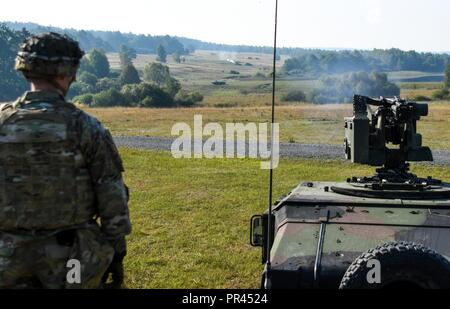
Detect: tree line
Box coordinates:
(283, 49, 450, 75)
(4, 22, 188, 55)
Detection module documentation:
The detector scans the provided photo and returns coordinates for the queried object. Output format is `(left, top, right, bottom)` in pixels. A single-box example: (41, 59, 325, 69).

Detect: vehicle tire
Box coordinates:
(339, 241, 450, 289)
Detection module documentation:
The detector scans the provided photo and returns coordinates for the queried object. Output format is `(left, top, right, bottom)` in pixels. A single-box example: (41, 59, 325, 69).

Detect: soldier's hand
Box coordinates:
(102, 252, 126, 289)
(102, 261, 124, 289)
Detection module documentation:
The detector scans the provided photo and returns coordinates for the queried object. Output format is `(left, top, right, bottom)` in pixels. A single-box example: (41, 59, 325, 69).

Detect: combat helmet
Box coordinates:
(15, 32, 84, 79)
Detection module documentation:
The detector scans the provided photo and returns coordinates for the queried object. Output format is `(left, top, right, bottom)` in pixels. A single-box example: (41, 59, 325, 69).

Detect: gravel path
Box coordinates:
(113, 136, 450, 165)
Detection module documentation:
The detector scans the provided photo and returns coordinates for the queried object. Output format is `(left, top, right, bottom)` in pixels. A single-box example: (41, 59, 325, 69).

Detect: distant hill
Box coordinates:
(4, 22, 187, 55)
(3, 21, 322, 56)
(2, 21, 449, 75)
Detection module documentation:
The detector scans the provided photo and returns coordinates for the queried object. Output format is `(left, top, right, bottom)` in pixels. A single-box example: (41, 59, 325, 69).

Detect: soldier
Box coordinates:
(0, 32, 131, 288)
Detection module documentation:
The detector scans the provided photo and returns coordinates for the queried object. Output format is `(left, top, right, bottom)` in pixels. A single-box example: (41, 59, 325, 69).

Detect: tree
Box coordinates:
(445, 64, 450, 89)
(84, 49, 110, 78)
(143, 62, 171, 87)
(164, 77, 181, 98)
(173, 51, 181, 63)
(79, 57, 94, 74)
(78, 72, 98, 87)
(156, 44, 167, 63)
(119, 45, 137, 67)
(0, 25, 28, 101)
(119, 64, 141, 85)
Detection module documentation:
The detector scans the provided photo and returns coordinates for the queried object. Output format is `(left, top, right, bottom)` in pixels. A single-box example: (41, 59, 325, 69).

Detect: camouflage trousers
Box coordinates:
(0, 226, 114, 289)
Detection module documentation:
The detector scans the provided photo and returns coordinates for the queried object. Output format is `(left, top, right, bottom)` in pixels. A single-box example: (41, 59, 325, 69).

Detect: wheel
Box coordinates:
(339, 241, 450, 289)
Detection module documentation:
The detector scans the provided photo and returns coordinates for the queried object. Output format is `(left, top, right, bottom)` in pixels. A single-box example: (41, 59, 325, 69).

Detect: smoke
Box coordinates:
(217, 51, 238, 62)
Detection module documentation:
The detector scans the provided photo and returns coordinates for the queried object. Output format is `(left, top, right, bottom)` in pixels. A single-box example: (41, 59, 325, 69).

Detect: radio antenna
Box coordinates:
(264, 0, 279, 290)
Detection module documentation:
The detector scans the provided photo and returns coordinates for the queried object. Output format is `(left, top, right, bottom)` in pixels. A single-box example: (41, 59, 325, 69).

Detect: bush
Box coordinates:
(143, 62, 171, 86)
(413, 95, 432, 102)
(175, 90, 204, 107)
(68, 82, 95, 98)
(121, 83, 174, 107)
(281, 90, 307, 102)
(254, 72, 266, 79)
(73, 93, 94, 105)
(92, 89, 129, 107)
(95, 78, 120, 92)
(432, 88, 450, 100)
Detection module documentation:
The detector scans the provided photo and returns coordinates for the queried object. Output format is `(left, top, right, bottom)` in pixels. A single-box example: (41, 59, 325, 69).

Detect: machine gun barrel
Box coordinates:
(345, 95, 433, 168)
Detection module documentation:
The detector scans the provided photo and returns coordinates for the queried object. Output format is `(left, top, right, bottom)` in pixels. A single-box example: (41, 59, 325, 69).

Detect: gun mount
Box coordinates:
(340, 95, 448, 198)
(344, 95, 432, 167)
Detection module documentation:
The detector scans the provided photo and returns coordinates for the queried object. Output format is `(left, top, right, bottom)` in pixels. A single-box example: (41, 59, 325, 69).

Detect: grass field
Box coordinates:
(84, 101, 450, 149)
(121, 148, 450, 288)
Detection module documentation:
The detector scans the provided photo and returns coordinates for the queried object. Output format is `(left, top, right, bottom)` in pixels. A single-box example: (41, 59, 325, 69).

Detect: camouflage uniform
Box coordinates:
(0, 33, 131, 288)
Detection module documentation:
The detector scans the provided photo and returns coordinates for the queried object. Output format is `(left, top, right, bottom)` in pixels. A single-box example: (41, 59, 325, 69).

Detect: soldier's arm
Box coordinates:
(77, 112, 132, 254)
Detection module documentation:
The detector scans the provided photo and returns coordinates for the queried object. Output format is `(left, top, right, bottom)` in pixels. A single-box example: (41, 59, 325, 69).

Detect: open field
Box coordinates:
(84, 101, 450, 150)
(107, 50, 446, 107)
(398, 81, 444, 99)
(108, 51, 319, 107)
(122, 148, 450, 288)
(387, 71, 444, 83)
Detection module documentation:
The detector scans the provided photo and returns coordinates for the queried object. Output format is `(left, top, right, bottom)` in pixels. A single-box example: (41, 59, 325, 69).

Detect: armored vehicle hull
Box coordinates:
(254, 181, 450, 289)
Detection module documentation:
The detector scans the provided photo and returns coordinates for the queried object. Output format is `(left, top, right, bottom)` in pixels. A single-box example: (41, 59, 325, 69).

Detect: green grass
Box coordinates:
(121, 148, 450, 288)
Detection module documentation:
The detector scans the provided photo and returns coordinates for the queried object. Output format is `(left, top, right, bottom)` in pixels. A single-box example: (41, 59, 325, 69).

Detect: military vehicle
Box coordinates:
(250, 95, 450, 289)
(211, 80, 227, 86)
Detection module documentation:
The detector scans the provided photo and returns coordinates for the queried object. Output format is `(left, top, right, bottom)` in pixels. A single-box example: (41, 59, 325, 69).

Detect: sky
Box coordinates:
(1, 0, 449, 52)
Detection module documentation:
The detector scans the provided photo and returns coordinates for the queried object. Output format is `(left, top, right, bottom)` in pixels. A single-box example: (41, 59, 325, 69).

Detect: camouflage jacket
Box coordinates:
(0, 91, 131, 253)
